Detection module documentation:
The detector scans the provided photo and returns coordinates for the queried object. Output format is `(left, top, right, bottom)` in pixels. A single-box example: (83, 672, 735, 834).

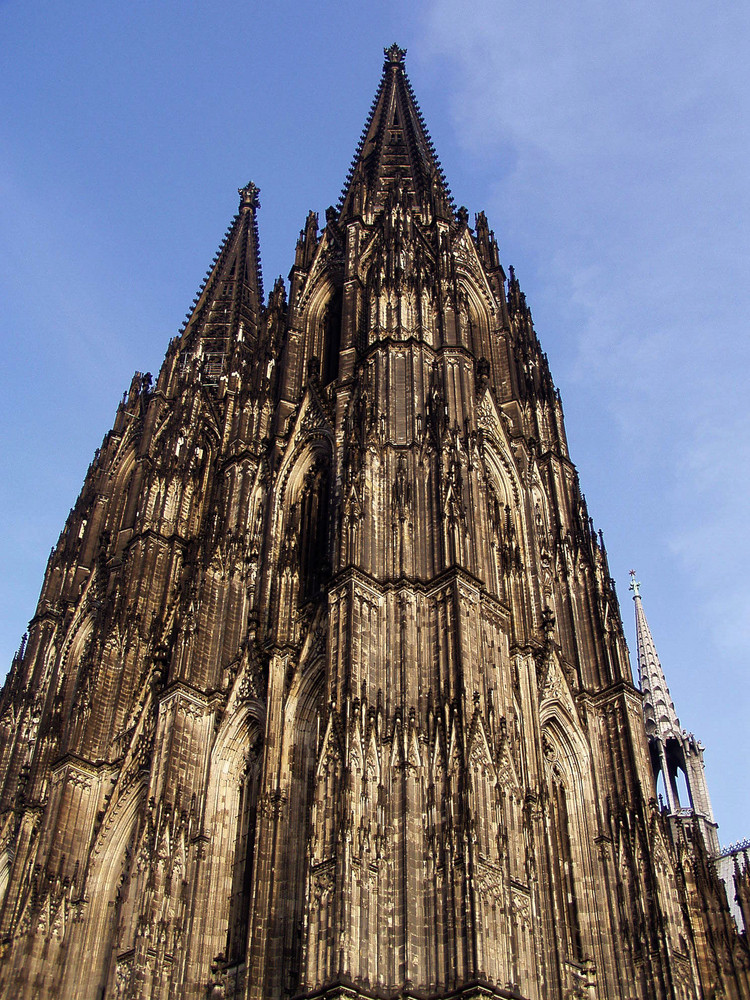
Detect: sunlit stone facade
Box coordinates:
(1, 45, 748, 1000)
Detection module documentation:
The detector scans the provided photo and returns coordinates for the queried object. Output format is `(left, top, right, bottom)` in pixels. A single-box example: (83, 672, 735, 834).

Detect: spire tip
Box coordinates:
(384, 43, 406, 66)
(239, 182, 260, 210)
(629, 569, 641, 598)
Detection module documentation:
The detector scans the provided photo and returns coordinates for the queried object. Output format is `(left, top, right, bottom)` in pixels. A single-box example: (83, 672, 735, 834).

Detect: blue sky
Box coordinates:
(1, 2, 748, 846)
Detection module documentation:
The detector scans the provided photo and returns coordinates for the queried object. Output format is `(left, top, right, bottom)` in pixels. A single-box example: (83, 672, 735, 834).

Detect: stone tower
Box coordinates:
(0, 44, 747, 1000)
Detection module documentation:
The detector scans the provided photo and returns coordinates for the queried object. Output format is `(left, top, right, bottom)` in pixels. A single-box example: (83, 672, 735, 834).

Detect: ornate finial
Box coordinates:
(384, 43, 406, 66)
(629, 569, 641, 598)
(238, 182, 260, 210)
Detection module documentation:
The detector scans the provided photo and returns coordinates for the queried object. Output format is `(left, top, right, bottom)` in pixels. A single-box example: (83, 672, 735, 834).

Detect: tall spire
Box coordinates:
(179, 181, 264, 377)
(338, 44, 453, 221)
(629, 570, 681, 742)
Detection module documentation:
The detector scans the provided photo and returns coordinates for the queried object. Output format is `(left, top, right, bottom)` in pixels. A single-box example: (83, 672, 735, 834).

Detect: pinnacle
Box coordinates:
(179, 183, 264, 354)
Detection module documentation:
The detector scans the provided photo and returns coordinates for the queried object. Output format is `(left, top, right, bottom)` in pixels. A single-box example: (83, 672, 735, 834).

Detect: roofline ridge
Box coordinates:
(403, 72, 456, 212)
(401, 72, 456, 210)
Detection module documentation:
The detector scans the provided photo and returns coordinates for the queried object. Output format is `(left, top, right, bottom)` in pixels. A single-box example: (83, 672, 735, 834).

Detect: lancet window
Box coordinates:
(542, 727, 585, 966)
(549, 774, 583, 962)
(297, 459, 331, 604)
(321, 289, 342, 386)
(227, 736, 262, 964)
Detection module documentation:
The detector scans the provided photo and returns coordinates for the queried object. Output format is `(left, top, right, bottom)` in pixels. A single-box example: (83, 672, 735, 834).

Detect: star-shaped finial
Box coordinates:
(238, 182, 260, 210)
(629, 570, 641, 598)
(384, 43, 406, 66)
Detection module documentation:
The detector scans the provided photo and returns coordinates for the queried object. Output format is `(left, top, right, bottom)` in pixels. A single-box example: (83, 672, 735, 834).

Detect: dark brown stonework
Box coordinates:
(0, 45, 748, 1000)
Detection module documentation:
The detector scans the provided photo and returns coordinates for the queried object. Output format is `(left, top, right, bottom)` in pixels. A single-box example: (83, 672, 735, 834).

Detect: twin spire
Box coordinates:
(179, 180, 264, 357)
(180, 44, 451, 350)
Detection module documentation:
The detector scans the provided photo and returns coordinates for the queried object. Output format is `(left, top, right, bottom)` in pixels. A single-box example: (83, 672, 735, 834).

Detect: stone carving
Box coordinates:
(0, 44, 742, 1000)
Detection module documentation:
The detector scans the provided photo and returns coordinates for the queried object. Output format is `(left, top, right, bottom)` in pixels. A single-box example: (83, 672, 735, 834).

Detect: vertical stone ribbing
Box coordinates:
(0, 44, 746, 1000)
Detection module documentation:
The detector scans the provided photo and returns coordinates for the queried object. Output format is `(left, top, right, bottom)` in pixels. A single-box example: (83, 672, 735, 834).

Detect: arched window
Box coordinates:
(549, 774, 583, 961)
(184, 710, 265, 980)
(660, 737, 693, 812)
(282, 661, 325, 994)
(227, 732, 263, 963)
(542, 725, 586, 965)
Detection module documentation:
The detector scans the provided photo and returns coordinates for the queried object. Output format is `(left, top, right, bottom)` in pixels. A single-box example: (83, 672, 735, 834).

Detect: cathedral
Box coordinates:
(1, 44, 748, 1000)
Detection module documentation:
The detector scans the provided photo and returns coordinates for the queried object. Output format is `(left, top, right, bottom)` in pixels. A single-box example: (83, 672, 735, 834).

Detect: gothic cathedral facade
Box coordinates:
(0, 45, 747, 1000)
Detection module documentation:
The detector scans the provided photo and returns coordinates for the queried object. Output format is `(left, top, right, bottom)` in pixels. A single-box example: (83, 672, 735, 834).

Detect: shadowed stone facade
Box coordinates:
(1, 44, 748, 1000)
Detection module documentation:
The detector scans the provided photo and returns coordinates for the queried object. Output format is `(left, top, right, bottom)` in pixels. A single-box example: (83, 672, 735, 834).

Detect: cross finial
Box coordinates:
(384, 43, 406, 66)
(629, 569, 641, 598)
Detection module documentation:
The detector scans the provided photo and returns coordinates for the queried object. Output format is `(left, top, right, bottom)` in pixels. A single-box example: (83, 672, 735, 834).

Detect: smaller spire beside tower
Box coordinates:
(630, 570, 682, 744)
(630, 571, 719, 854)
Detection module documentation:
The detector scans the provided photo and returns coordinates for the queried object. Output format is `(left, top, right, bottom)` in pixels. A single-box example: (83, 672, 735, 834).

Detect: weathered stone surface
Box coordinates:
(0, 46, 748, 1000)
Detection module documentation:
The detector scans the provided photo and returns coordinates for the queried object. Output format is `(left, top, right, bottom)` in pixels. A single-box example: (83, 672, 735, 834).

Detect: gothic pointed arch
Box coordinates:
(539, 714, 598, 979)
(105, 436, 138, 542)
(60, 778, 147, 1000)
(480, 438, 524, 599)
(454, 262, 496, 359)
(275, 653, 326, 995)
(270, 435, 334, 636)
(187, 700, 265, 982)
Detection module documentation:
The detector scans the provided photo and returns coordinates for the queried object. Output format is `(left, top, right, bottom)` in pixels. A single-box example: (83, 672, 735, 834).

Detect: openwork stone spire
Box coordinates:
(338, 43, 453, 221)
(179, 180, 264, 376)
(630, 571, 681, 742)
(630, 571, 720, 854)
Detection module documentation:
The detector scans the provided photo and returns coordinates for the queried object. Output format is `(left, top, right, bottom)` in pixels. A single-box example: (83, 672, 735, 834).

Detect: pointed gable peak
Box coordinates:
(338, 45, 454, 224)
